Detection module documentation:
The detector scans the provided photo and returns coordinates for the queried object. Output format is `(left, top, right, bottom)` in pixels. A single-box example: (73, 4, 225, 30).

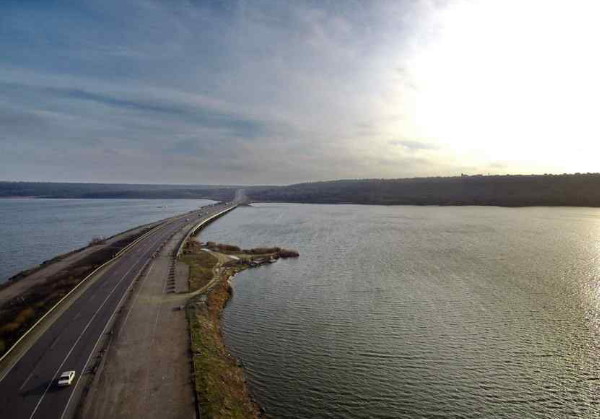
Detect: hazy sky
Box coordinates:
(1, 0, 598, 184)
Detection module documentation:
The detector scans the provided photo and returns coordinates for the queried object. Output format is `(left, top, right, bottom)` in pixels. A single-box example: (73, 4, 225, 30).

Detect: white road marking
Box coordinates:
(0, 216, 173, 384)
(58, 231, 171, 419)
(6, 208, 227, 419)
(28, 246, 155, 419)
(19, 329, 63, 391)
(49, 334, 63, 350)
(19, 369, 37, 392)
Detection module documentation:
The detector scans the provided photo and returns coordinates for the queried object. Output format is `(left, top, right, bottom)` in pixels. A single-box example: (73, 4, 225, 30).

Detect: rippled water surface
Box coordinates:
(0, 198, 213, 282)
(200, 204, 600, 418)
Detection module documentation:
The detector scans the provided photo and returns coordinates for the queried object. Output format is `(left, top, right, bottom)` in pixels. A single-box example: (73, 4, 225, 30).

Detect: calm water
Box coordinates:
(0, 198, 213, 282)
(200, 204, 600, 418)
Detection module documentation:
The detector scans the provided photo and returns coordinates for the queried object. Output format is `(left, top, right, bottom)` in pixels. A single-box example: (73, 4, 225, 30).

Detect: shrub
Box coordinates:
(89, 236, 106, 246)
(205, 242, 242, 252)
(244, 247, 280, 255)
(216, 244, 241, 252)
(279, 249, 300, 258)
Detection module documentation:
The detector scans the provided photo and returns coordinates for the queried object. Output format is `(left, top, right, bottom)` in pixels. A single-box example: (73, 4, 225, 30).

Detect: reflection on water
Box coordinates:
(201, 204, 600, 418)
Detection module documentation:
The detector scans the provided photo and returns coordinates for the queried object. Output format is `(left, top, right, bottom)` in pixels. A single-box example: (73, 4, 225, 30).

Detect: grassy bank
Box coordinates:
(183, 241, 298, 418)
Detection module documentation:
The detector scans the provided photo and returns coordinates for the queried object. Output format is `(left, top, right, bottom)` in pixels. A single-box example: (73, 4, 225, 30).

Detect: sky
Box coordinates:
(1, 0, 599, 185)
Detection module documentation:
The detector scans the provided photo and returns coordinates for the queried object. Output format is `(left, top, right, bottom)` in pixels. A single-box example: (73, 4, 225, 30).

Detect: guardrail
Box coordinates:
(0, 217, 175, 371)
(175, 205, 238, 258)
(0, 204, 237, 377)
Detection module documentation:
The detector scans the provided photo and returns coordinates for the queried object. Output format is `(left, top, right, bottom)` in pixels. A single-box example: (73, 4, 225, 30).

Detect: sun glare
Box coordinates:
(405, 0, 600, 172)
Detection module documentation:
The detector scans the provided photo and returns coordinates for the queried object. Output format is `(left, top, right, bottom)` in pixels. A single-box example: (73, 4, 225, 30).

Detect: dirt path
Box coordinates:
(79, 223, 196, 419)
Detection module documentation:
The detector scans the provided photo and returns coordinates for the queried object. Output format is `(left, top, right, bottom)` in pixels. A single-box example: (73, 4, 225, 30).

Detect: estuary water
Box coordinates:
(200, 204, 600, 418)
(0, 198, 213, 282)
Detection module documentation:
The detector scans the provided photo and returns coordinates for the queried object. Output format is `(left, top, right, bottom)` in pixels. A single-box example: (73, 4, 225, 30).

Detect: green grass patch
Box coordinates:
(181, 251, 218, 291)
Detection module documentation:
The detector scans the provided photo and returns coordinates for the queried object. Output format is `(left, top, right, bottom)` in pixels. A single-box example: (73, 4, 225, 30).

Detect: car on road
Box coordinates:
(57, 370, 76, 387)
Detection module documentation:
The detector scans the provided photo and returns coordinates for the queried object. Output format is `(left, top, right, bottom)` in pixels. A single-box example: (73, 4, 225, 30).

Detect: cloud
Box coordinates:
(0, 107, 48, 134)
(389, 139, 438, 151)
(3, 0, 557, 184)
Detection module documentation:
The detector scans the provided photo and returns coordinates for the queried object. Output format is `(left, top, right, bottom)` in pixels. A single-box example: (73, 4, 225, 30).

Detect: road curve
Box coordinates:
(0, 202, 235, 419)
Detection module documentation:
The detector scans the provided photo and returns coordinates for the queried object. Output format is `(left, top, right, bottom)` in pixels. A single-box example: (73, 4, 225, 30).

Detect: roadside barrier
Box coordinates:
(0, 215, 179, 370)
(175, 205, 238, 258)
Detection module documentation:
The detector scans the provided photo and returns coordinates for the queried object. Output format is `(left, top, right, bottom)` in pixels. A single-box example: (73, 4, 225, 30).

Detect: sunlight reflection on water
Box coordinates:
(202, 204, 600, 418)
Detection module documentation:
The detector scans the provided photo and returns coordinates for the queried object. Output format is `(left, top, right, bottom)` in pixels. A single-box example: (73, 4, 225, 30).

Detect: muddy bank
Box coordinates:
(182, 241, 298, 418)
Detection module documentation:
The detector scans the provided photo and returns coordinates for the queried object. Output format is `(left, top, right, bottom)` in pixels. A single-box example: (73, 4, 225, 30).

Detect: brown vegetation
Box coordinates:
(205, 242, 241, 252)
(203, 242, 300, 259)
(0, 229, 152, 357)
(188, 279, 258, 418)
(183, 241, 299, 418)
(185, 245, 261, 418)
(278, 249, 300, 258)
(88, 236, 106, 246)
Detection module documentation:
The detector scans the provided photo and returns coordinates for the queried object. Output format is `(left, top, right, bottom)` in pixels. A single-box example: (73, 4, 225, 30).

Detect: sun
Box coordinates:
(402, 0, 600, 173)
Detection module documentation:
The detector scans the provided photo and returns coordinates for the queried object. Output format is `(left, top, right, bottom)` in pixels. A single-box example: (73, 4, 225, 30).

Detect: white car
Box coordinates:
(57, 370, 76, 387)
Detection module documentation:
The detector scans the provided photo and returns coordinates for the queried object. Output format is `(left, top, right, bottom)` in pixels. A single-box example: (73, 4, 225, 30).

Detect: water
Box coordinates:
(0, 198, 213, 282)
(200, 203, 600, 418)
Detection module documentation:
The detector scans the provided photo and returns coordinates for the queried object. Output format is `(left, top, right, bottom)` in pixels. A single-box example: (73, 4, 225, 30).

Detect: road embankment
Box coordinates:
(182, 240, 298, 419)
(0, 223, 158, 358)
(0, 204, 214, 360)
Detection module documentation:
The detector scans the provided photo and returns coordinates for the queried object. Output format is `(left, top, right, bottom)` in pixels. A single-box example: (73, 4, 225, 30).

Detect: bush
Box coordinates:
(279, 249, 300, 258)
(244, 247, 280, 255)
(89, 236, 106, 246)
(205, 242, 241, 252)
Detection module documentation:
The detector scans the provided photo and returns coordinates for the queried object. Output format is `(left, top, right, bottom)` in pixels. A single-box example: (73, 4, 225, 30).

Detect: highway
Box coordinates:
(0, 202, 235, 419)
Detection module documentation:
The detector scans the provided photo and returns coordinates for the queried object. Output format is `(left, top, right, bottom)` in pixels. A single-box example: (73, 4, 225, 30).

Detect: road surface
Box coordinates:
(0, 202, 235, 419)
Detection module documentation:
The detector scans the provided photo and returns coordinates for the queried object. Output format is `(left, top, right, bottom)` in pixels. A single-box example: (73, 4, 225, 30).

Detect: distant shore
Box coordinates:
(3, 174, 600, 207)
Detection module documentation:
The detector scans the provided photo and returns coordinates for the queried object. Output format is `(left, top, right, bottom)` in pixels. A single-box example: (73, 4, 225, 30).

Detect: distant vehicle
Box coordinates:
(57, 370, 76, 387)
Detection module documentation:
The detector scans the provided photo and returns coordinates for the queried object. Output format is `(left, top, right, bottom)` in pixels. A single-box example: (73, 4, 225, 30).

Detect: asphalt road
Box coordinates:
(0, 203, 234, 419)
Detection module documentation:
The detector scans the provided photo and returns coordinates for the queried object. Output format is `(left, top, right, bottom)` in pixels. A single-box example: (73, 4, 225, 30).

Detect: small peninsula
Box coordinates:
(181, 240, 299, 418)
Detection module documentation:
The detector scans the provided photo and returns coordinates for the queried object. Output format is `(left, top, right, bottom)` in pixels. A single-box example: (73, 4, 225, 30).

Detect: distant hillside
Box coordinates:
(246, 174, 600, 207)
(0, 182, 236, 201)
(3, 175, 600, 207)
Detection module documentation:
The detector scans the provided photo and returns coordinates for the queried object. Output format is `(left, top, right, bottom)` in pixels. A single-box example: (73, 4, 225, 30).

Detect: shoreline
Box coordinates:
(0, 204, 214, 357)
(4, 195, 600, 209)
(182, 241, 298, 418)
(2, 219, 162, 285)
(0, 224, 158, 356)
